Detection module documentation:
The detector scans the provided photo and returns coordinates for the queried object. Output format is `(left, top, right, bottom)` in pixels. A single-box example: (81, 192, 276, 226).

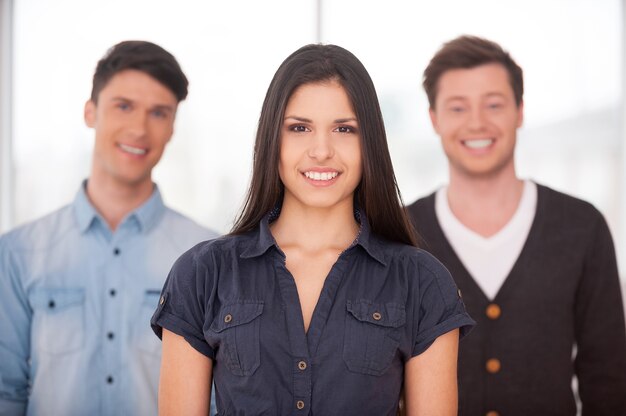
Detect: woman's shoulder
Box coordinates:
(375, 238, 448, 272)
(172, 231, 258, 270)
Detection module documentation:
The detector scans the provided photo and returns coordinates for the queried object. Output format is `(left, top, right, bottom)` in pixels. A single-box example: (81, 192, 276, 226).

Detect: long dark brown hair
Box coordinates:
(231, 44, 417, 247)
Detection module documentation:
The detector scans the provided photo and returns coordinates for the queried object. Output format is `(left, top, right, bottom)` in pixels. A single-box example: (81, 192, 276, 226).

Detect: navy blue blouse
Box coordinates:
(151, 212, 474, 415)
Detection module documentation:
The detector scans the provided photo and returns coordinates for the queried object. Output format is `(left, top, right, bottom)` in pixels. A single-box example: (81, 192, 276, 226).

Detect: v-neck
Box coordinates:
(274, 247, 353, 358)
(430, 184, 547, 303)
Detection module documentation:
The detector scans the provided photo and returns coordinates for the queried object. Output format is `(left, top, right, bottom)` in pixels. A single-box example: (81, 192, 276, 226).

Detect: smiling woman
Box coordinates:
(278, 81, 362, 218)
(150, 43, 475, 416)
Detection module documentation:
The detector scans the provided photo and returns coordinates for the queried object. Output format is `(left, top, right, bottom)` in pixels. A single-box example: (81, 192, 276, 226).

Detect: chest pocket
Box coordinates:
(28, 287, 86, 355)
(343, 300, 406, 376)
(135, 290, 163, 356)
(209, 301, 264, 376)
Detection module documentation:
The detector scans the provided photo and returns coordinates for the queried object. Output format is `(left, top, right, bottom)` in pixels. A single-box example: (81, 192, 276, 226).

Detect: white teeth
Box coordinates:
(304, 171, 338, 181)
(464, 139, 493, 149)
(119, 143, 147, 155)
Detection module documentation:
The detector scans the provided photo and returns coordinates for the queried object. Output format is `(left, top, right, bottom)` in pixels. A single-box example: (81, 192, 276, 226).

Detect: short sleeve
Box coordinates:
(151, 243, 216, 358)
(411, 252, 475, 357)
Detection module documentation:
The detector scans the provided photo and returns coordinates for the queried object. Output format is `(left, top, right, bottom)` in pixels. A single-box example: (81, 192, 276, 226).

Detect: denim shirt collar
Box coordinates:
(240, 206, 386, 265)
(73, 180, 166, 234)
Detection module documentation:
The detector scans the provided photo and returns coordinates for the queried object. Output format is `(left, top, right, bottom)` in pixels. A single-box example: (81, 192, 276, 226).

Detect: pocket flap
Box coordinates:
(143, 289, 162, 307)
(346, 300, 406, 328)
(210, 301, 264, 332)
(29, 287, 85, 312)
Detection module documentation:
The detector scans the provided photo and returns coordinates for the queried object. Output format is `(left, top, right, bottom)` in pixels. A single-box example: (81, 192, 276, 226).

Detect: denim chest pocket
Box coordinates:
(209, 301, 264, 376)
(28, 287, 86, 354)
(343, 300, 406, 376)
(135, 290, 163, 356)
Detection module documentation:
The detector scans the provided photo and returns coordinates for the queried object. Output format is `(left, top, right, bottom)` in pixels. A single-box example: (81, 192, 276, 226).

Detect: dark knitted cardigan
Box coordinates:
(407, 184, 626, 416)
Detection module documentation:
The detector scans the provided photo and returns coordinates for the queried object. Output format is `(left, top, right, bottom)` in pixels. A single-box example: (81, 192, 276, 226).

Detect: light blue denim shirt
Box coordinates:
(0, 182, 218, 416)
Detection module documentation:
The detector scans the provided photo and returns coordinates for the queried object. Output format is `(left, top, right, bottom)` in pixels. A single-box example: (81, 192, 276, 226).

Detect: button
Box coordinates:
(159, 296, 165, 305)
(298, 361, 307, 371)
(48, 300, 55, 309)
(296, 400, 305, 410)
(109, 289, 116, 297)
(107, 332, 114, 340)
(486, 411, 500, 416)
(106, 376, 114, 384)
(113, 248, 120, 256)
(457, 288, 462, 298)
(372, 312, 382, 321)
(224, 314, 233, 323)
(486, 358, 501, 374)
(486, 304, 501, 320)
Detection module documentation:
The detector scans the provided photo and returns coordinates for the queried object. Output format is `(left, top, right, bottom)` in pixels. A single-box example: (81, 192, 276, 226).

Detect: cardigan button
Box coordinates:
(486, 358, 501, 374)
(485, 303, 501, 320)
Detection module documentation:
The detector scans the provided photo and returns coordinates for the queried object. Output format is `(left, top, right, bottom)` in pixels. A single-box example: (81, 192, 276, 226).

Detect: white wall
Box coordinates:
(4, 0, 625, 281)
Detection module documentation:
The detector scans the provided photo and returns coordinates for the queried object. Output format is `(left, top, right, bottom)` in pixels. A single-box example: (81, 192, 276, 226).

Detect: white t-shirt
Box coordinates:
(435, 180, 537, 300)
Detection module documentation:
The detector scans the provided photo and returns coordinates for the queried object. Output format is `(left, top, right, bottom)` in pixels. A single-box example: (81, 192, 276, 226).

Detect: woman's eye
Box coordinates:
(335, 126, 354, 133)
(291, 125, 308, 132)
(117, 103, 131, 111)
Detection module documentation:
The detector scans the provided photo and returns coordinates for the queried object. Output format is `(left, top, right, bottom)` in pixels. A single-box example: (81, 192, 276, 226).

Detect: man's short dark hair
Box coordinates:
(90, 40, 188, 103)
(423, 35, 523, 108)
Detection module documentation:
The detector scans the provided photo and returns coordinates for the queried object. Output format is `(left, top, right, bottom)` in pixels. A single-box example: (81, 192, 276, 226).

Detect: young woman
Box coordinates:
(151, 44, 474, 415)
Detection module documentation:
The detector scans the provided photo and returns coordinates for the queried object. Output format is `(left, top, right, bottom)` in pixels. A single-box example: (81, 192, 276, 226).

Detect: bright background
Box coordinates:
(2, 0, 625, 283)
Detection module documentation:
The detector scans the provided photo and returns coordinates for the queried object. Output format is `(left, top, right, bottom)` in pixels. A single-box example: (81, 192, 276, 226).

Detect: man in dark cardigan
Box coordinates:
(407, 35, 626, 415)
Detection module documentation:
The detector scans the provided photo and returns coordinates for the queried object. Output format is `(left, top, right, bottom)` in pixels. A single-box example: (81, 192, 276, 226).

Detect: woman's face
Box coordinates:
(278, 80, 362, 212)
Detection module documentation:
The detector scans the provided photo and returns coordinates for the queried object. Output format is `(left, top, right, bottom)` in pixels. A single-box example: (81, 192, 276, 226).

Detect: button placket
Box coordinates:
(103, 241, 123, 405)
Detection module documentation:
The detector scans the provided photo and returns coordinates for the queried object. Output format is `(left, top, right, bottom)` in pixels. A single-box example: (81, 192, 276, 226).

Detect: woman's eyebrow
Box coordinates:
(284, 115, 311, 122)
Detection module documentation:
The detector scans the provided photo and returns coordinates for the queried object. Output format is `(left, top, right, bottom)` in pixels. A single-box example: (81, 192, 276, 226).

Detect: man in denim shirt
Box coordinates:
(0, 41, 218, 415)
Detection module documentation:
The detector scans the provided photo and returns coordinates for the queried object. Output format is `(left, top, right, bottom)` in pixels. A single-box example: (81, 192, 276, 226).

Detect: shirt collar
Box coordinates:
(73, 180, 166, 234)
(240, 206, 386, 265)
(353, 210, 386, 266)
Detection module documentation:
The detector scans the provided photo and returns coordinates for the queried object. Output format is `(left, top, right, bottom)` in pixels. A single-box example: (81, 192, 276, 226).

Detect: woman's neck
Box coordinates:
(270, 197, 359, 252)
